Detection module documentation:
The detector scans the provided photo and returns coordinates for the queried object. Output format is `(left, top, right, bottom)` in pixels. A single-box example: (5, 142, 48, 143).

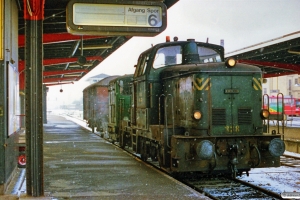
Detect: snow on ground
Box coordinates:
(239, 165, 300, 194)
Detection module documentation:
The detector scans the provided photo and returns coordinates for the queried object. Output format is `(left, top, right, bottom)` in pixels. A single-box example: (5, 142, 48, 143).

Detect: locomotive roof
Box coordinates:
(141, 40, 225, 59)
(109, 74, 134, 85)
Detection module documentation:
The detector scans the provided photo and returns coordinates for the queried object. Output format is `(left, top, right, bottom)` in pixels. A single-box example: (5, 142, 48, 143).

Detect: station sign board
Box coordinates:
(66, 0, 167, 36)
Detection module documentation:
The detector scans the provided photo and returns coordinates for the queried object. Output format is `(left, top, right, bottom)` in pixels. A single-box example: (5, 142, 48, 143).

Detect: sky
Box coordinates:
(47, 0, 300, 109)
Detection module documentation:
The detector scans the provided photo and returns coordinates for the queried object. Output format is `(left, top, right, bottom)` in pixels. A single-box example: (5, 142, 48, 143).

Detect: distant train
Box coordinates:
(83, 37, 285, 177)
(263, 95, 300, 117)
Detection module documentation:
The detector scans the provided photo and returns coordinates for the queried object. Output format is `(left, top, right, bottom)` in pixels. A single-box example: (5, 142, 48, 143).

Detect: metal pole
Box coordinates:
(24, 0, 45, 196)
(43, 85, 47, 124)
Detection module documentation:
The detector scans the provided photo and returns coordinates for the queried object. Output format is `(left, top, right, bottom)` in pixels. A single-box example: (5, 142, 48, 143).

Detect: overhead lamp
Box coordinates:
(63, 73, 81, 77)
(78, 44, 113, 50)
(69, 63, 93, 67)
(288, 49, 300, 55)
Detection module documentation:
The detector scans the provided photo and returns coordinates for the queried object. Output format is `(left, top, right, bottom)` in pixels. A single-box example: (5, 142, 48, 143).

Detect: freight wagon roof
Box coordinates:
(83, 75, 120, 92)
(109, 74, 134, 84)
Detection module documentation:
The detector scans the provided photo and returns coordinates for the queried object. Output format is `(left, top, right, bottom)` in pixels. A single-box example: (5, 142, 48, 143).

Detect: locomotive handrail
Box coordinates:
(158, 94, 165, 129)
(158, 94, 171, 148)
(262, 94, 270, 133)
(163, 94, 175, 148)
(277, 93, 285, 140)
(119, 98, 125, 121)
(119, 98, 125, 135)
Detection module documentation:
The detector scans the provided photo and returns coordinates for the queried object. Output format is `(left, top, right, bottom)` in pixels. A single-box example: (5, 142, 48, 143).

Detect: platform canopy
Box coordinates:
(226, 31, 300, 78)
(17, 0, 178, 87)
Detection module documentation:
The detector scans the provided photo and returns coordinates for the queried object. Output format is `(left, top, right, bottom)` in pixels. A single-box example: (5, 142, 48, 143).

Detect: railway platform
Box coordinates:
(5, 115, 209, 199)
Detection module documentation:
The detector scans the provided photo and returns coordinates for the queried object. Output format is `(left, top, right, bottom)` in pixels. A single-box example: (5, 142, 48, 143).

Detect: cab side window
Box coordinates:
(134, 53, 149, 77)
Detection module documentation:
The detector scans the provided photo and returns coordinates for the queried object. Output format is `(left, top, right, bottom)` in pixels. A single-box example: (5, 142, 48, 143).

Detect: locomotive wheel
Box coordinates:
(119, 132, 125, 149)
(150, 146, 158, 161)
(140, 140, 148, 161)
(157, 146, 163, 167)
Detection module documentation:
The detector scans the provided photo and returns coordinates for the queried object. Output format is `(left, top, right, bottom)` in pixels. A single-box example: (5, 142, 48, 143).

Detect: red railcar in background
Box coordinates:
(265, 96, 300, 116)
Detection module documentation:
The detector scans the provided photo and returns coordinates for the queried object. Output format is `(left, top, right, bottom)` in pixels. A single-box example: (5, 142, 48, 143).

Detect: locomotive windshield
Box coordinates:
(198, 46, 222, 63)
(153, 45, 221, 69)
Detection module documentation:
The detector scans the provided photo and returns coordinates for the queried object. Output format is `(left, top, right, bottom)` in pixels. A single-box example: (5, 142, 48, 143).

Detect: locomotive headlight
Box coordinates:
(193, 111, 202, 120)
(260, 109, 270, 119)
(225, 57, 236, 68)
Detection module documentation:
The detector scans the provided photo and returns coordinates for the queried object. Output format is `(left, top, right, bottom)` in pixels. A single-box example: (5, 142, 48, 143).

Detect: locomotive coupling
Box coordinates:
(228, 144, 239, 165)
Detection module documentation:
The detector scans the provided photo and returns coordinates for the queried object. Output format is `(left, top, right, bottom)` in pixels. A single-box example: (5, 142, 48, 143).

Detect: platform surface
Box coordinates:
(8, 115, 210, 199)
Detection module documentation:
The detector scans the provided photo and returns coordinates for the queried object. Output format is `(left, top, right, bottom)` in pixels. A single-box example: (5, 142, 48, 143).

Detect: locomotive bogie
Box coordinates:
(170, 135, 283, 173)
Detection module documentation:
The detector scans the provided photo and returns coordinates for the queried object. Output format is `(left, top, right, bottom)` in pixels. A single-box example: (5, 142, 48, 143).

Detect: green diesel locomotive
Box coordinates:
(90, 37, 285, 177)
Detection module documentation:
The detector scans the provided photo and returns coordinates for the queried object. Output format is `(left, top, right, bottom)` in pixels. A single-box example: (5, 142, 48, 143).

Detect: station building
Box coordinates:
(264, 75, 300, 98)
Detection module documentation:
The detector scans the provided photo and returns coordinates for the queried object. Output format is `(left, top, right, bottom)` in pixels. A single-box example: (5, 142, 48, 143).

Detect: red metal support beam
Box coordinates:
(43, 77, 81, 83)
(43, 69, 88, 76)
(238, 59, 300, 73)
(44, 82, 74, 87)
(263, 72, 299, 78)
(19, 56, 102, 72)
(43, 56, 102, 66)
(19, 33, 107, 47)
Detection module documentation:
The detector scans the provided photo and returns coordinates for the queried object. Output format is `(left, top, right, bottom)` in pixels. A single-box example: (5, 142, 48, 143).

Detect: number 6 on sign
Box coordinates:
(148, 14, 158, 27)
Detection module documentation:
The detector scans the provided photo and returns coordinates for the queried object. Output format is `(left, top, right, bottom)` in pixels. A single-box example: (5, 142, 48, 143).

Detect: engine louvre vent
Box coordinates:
(238, 108, 252, 124)
(212, 109, 226, 125)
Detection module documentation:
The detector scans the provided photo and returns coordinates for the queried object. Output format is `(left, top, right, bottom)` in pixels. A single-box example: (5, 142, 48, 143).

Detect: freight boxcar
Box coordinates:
(83, 76, 119, 134)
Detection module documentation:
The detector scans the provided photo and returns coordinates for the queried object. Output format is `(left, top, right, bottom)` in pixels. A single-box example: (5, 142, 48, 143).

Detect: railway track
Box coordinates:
(65, 114, 292, 199)
(182, 176, 282, 200)
(144, 155, 283, 199)
(280, 154, 300, 168)
(111, 143, 284, 199)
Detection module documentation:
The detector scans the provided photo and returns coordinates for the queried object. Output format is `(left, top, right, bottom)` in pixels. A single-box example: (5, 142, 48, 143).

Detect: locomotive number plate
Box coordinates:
(224, 89, 239, 94)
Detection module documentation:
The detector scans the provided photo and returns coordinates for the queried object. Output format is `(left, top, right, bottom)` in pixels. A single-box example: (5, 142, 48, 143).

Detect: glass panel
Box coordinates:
(153, 46, 182, 69)
(198, 46, 221, 63)
(295, 100, 300, 108)
(135, 53, 150, 76)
